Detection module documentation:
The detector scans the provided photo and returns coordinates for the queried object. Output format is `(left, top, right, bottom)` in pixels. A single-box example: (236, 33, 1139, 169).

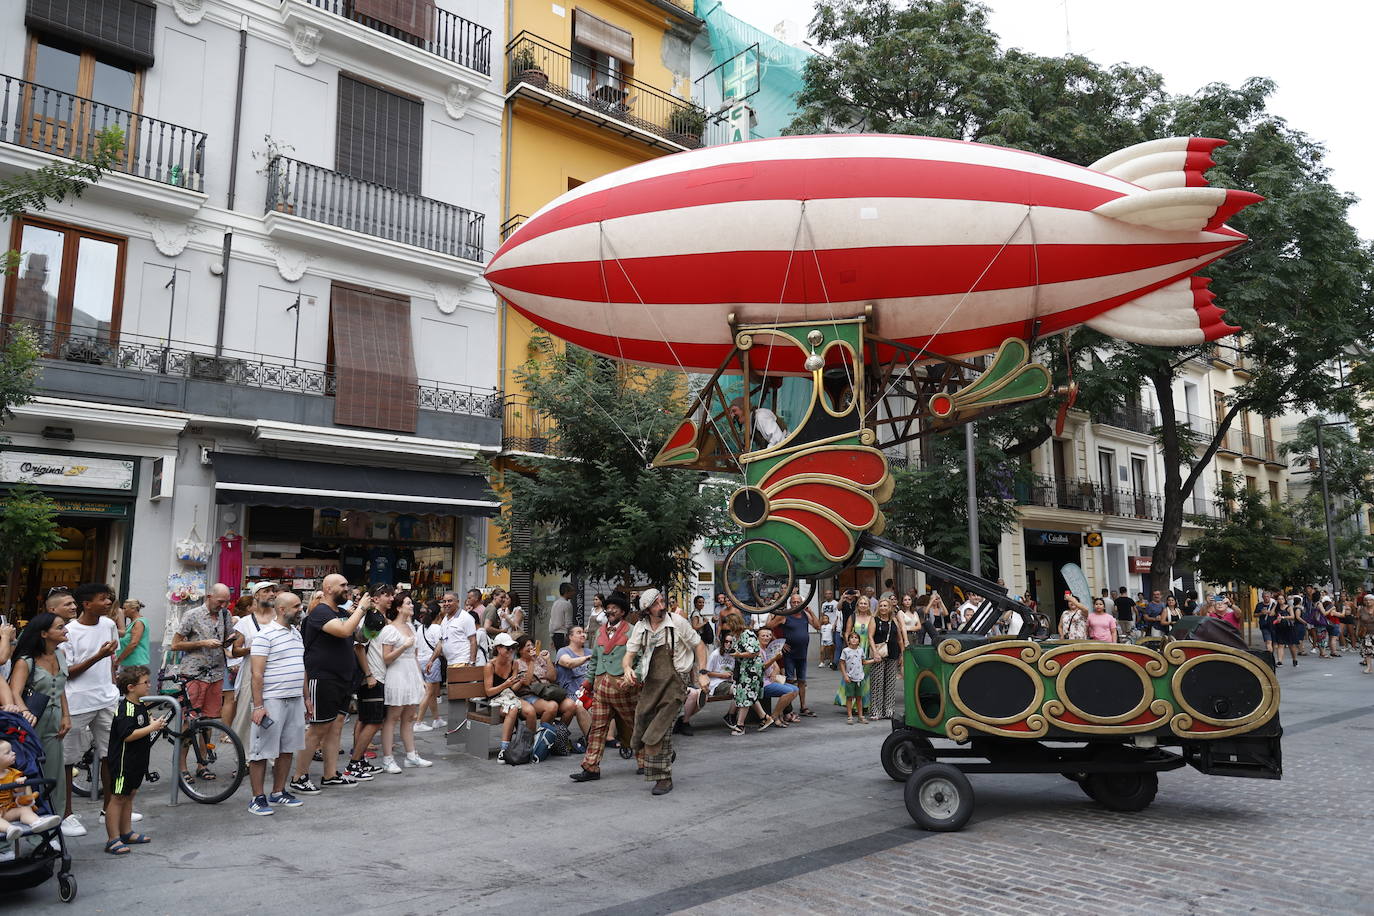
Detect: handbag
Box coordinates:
(529, 680, 568, 702)
(872, 618, 891, 660)
(22, 684, 50, 720)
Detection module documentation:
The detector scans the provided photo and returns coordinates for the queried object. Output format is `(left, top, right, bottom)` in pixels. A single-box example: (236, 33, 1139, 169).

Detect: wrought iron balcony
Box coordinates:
(502, 395, 560, 455)
(265, 156, 486, 262)
(506, 33, 707, 151)
(500, 214, 529, 241)
(299, 0, 492, 75)
(1094, 402, 1155, 435)
(1016, 474, 1166, 521)
(5, 321, 501, 419)
(0, 75, 206, 191)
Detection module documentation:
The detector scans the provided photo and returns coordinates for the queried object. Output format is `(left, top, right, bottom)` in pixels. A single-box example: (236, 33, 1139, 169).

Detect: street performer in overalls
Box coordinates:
(569, 592, 644, 783)
(621, 588, 709, 796)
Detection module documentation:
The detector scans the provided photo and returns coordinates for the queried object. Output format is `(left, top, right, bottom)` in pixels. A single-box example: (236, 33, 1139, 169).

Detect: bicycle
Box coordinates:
(145, 673, 246, 804)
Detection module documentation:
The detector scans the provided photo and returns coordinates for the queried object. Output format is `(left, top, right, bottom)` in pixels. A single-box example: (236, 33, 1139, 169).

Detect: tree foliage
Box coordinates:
(0, 483, 63, 609)
(881, 427, 1025, 574)
(791, 1, 1374, 588)
(490, 340, 731, 590)
(1187, 484, 1302, 590)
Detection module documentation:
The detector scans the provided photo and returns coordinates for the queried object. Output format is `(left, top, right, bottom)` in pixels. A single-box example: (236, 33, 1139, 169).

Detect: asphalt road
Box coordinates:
(11, 647, 1370, 915)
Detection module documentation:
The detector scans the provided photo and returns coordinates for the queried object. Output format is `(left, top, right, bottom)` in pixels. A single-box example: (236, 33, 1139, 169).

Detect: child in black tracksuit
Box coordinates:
(105, 665, 167, 855)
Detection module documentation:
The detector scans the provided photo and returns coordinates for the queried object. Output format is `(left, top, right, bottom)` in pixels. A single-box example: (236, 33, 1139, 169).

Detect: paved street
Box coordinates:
(13, 651, 1371, 915)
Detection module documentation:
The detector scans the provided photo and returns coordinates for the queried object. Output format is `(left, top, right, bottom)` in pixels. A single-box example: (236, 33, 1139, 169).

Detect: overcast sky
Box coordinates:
(716, 0, 1373, 241)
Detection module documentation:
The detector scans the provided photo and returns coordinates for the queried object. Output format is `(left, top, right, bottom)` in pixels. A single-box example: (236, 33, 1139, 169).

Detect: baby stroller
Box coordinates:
(0, 710, 76, 902)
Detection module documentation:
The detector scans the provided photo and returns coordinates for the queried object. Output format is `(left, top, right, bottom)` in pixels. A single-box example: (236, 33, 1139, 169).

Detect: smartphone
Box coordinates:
(259, 714, 275, 729)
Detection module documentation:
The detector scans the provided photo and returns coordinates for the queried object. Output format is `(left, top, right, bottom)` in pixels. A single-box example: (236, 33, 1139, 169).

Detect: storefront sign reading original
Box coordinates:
(0, 451, 135, 491)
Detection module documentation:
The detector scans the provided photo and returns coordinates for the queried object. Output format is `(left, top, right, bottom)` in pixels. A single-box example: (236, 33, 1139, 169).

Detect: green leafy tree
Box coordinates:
(1280, 417, 1374, 589)
(491, 340, 730, 590)
(0, 483, 63, 611)
(882, 429, 1026, 574)
(1187, 483, 1302, 590)
(791, 1, 1374, 590)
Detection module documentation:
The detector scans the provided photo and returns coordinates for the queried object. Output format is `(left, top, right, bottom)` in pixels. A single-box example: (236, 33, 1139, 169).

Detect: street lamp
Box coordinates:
(966, 420, 980, 578)
(1314, 419, 1346, 601)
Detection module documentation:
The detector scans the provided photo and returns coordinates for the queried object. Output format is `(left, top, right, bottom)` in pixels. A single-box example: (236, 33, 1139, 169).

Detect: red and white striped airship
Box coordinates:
(485, 134, 1259, 371)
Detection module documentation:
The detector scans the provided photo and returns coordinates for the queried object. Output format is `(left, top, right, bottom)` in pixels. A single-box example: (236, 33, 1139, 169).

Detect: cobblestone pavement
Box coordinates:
(13, 650, 1370, 914)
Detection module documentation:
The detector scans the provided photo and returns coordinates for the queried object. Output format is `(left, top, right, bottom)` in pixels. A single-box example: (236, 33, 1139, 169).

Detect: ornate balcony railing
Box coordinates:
(502, 395, 559, 454)
(1016, 474, 1166, 521)
(506, 32, 707, 150)
(266, 156, 486, 262)
(300, 0, 492, 74)
(0, 75, 206, 191)
(500, 214, 529, 241)
(1094, 402, 1155, 435)
(4, 322, 501, 419)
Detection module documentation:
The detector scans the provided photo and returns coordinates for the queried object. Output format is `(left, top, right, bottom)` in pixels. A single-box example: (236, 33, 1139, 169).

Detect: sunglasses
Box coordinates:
(47, 587, 71, 596)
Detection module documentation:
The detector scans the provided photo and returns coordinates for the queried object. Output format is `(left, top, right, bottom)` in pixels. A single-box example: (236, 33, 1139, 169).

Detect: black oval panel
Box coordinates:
(1180, 660, 1263, 720)
(1062, 659, 1145, 719)
(956, 661, 1036, 719)
(731, 488, 767, 525)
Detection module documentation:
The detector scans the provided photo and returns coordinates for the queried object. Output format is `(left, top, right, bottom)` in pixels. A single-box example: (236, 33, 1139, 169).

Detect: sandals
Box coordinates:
(729, 724, 745, 736)
(846, 716, 855, 724)
(104, 839, 131, 856)
(121, 832, 151, 844)
(196, 767, 217, 781)
(758, 716, 777, 731)
(800, 707, 817, 717)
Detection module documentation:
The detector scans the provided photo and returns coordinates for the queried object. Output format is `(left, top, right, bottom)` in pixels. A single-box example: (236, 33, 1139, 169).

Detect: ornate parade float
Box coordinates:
(487, 133, 1281, 831)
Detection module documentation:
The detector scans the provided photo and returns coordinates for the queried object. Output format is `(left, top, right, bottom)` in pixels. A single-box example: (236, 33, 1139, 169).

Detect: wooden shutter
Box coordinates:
(336, 75, 423, 195)
(25, 0, 157, 67)
(330, 284, 419, 433)
(573, 9, 634, 65)
(354, 0, 435, 39)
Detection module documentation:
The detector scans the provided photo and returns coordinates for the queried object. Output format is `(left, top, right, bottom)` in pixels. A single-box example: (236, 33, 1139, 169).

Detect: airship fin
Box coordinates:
(1092, 186, 1263, 233)
(1085, 275, 1239, 345)
(1090, 137, 1228, 189)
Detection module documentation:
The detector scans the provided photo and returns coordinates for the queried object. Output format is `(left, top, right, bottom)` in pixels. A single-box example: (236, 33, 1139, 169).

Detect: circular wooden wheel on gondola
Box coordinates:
(723, 538, 794, 615)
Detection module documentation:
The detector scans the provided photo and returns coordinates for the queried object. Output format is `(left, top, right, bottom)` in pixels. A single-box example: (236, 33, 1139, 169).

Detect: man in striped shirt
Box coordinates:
(246, 591, 309, 816)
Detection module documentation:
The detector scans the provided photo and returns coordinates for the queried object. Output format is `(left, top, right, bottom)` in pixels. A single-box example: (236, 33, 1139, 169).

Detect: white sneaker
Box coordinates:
(60, 815, 87, 837)
(432, 718, 446, 729)
(4, 823, 23, 841)
(380, 756, 402, 775)
(412, 722, 433, 733)
(404, 752, 433, 768)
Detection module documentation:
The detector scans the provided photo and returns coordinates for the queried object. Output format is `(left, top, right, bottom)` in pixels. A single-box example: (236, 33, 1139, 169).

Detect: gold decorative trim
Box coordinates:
(735, 332, 754, 350)
(1038, 643, 1167, 677)
(726, 486, 769, 530)
(948, 654, 1045, 726)
(816, 339, 860, 419)
(765, 512, 855, 563)
(946, 713, 1049, 742)
(939, 639, 1042, 665)
(914, 669, 944, 728)
(1164, 641, 1280, 737)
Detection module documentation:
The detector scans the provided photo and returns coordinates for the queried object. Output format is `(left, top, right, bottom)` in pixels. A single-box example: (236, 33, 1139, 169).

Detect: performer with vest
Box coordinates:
(569, 592, 644, 782)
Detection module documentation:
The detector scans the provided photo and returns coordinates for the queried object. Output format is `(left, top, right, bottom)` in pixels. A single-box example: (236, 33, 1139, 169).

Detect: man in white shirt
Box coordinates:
(435, 589, 480, 671)
(246, 590, 309, 815)
(953, 592, 982, 630)
(550, 583, 574, 651)
(61, 582, 122, 836)
(727, 397, 787, 450)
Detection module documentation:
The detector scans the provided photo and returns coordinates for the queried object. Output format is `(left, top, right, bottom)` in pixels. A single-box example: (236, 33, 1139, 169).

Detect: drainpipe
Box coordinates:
(215, 15, 249, 357)
(499, 0, 515, 400)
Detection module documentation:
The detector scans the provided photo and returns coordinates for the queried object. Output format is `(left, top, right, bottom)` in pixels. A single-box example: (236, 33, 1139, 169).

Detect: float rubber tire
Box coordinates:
(904, 762, 974, 832)
(880, 731, 934, 783)
(58, 874, 77, 903)
(1083, 770, 1158, 812)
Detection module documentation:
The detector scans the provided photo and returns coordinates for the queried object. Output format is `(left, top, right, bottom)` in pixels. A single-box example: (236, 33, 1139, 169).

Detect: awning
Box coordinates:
(212, 452, 499, 516)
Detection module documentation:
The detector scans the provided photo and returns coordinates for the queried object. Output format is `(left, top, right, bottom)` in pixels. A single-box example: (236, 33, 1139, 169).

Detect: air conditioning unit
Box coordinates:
(188, 355, 241, 381)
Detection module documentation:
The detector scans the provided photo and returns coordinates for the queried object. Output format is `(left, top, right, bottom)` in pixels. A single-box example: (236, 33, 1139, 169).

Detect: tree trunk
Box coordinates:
(1148, 367, 1243, 596)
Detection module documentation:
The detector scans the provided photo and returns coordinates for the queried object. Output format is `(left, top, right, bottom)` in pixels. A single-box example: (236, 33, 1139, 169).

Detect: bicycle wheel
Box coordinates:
(177, 720, 246, 804)
(723, 538, 794, 616)
(70, 747, 94, 799)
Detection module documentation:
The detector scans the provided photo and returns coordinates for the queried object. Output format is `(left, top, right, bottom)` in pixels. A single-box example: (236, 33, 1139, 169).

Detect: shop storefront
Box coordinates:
(0, 447, 139, 612)
(210, 453, 497, 605)
(1023, 528, 1084, 617)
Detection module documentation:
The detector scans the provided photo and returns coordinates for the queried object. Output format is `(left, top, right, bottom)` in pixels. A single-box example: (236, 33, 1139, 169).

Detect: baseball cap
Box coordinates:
(248, 581, 278, 594)
(492, 632, 517, 648)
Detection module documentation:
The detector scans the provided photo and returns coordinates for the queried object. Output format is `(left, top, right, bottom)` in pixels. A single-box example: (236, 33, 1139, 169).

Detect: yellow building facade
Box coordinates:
(485, 1, 704, 605)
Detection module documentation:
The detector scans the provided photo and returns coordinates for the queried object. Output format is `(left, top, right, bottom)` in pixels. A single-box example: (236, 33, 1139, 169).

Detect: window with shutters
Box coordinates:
(570, 9, 634, 104)
(335, 75, 423, 195)
(327, 282, 419, 433)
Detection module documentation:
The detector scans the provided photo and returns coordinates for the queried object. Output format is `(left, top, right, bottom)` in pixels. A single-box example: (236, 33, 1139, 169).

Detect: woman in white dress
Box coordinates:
(378, 593, 432, 773)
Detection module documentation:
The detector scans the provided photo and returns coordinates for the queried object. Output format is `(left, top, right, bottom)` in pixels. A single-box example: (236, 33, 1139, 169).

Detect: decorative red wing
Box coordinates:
(768, 481, 879, 530)
(759, 447, 888, 491)
(662, 419, 697, 453)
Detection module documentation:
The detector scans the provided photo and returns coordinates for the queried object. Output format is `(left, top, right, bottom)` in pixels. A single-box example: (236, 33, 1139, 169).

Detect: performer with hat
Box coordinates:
(621, 588, 710, 796)
(570, 592, 644, 783)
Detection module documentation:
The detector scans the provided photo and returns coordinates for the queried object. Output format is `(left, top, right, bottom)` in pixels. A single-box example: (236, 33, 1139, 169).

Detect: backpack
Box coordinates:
(530, 722, 557, 763)
(546, 720, 575, 756)
(504, 723, 535, 766)
(699, 619, 715, 646)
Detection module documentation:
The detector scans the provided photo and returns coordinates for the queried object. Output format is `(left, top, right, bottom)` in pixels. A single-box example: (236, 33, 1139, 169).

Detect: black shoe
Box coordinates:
(674, 720, 695, 737)
(651, 778, 673, 796)
(569, 768, 600, 782)
(636, 766, 645, 775)
(312, 750, 323, 763)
